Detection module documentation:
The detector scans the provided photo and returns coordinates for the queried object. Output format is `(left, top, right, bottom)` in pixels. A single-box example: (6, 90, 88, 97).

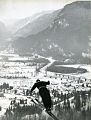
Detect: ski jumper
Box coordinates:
(30, 81, 52, 110)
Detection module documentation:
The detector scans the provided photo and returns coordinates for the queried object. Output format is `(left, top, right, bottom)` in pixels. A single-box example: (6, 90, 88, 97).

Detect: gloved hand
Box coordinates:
(48, 81, 50, 84)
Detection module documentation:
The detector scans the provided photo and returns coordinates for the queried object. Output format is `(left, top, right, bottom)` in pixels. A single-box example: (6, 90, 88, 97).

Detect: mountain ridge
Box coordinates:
(11, 1, 91, 64)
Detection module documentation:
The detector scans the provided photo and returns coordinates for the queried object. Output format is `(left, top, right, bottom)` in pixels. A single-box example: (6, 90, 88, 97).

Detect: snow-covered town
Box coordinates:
(0, 51, 91, 120)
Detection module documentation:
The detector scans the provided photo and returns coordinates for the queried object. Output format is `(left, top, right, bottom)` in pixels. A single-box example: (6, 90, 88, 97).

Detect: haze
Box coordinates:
(0, 0, 90, 25)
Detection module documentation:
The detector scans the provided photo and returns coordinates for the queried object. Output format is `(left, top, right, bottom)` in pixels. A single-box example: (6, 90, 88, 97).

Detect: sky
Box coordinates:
(0, 0, 90, 24)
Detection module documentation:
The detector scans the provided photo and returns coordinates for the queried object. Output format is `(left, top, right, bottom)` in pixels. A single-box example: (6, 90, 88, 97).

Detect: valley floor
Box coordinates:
(0, 53, 91, 119)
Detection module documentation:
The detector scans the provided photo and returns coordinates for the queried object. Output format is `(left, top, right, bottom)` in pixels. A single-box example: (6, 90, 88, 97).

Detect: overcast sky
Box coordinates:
(0, 0, 90, 24)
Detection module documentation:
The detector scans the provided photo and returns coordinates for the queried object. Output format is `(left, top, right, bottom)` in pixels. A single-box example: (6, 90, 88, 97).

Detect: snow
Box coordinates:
(0, 52, 19, 57)
(0, 53, 91, 116)
(58, 19, 69, 28)
(0, 57, 2, 60)
(40, 57, 55, 74)
(0, 96, 11, 116)
(8, 56, 30, 61)
(53, 43, 58, 48)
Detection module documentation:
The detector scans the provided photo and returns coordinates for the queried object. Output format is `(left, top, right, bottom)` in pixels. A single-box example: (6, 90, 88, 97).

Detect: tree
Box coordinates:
(75, 92, 81, 111)
(0, 106, 1, 111)
(67, 99, 70, 110)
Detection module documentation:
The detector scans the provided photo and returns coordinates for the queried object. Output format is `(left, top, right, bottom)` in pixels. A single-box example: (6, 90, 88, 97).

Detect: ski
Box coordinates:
(32, 98, 59, 120)
(31, 99, 44, 110)
(47, 111, 59, 120)
(35, 98, 44, 108)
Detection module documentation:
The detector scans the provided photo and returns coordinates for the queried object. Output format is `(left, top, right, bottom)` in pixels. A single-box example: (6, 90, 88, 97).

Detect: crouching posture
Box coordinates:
(30, 79, 52, 112)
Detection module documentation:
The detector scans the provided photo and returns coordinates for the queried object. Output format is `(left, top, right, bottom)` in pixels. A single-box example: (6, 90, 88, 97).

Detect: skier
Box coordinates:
(30, 79, 52, 112)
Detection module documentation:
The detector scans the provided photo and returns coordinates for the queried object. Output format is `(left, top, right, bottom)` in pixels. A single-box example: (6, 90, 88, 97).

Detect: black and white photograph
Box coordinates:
(0, 0, 91, 120)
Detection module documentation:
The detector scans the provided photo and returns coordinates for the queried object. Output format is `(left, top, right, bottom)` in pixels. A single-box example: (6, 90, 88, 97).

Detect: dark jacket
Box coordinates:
(31, 81, 50, 92)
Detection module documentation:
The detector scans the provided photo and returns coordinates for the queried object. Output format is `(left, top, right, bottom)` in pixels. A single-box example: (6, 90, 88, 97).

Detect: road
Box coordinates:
(40, 57, 55, 74)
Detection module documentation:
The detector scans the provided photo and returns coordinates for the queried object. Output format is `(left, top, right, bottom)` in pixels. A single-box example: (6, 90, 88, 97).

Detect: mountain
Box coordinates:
(0, 21, 9, 50)
(12, 1, 91, 63)
(11, 11, 59, 37)
(0, 21, 7, 40)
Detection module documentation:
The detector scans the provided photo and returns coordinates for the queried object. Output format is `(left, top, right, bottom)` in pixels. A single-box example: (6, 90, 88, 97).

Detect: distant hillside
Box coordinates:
(0, 21, 9, 50)
(11, 11, 59, 37)
(12, 1, 91, 64)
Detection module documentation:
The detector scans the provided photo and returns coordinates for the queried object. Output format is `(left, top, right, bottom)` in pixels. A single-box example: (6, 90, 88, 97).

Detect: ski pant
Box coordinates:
(39, 87, 52, 109)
